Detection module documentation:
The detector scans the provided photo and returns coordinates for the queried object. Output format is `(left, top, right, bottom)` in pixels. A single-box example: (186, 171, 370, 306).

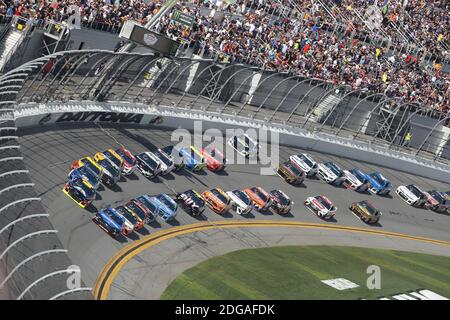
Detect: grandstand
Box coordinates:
(0, 0, 448, 117)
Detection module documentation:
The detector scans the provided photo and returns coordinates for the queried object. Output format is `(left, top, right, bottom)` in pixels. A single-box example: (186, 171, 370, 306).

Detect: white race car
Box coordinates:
(342, 168, 369, 192)
(317, 161, 345, 185)
(304, 195, 337, 220)
(153, 148, 175, 174)
(289, 153, 317, 176)
(228, 133, 260, 158)
(226, 189, 253, 215)
(396, 185, 427, 207)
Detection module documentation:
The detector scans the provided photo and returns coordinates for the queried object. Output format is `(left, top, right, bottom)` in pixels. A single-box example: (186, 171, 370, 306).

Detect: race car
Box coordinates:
(153, 148, 175, 174)
(136, 152, 162, 178)
(317, 161, 345, 185)
(202, 187, 232, 214)
(71, 156, 103, 179)
(201, 146, 226, 171)
(134, 195, 159, 223)
(115, 205, 143, 231)
(396, 184, 427, 207)
(226, 189, 253, 215)
(349, 200, 382, 224)
(422, 190, 450, 213)
(176, 189, 206, 216)
(179, 146, 206, 171)
(366, 172, 391, 195)
(93, 152, 121, 186)
(276, 160, 305, 185)
(244, 186, 273, 212)
(115, 146, 137, 175)
(160, 146, 185, 171)
(289, 153, 317, 177)
(68, 165, 101, 190)
(269, 189, 293, 215)
(342, 168, 369, 192)
(124, 199, 153, 224)
(62, 177, 96, 208)
(304, 195, 337, 220)
(99, 149, 124, 172)
(228, 133, 259, 158)
(93, 207, 125, 237)
(151, 194, 178, 222)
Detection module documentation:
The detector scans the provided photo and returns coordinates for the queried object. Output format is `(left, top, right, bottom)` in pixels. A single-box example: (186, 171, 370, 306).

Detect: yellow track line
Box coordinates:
(92, 220, 450, 300)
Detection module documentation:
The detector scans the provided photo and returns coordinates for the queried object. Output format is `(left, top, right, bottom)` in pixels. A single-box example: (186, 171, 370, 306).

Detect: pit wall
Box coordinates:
(13, 101, 450, 184)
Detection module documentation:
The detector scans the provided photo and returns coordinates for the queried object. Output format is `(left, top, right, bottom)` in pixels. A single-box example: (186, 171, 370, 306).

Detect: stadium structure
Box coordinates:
(0, 0, 449, 300)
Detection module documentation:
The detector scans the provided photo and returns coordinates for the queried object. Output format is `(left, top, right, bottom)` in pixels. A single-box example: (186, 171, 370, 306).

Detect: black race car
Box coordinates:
(176, 189, 206, 216)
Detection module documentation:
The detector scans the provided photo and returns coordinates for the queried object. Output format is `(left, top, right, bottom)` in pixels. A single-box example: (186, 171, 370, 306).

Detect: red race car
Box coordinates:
(115, 146, 137, 175)
(201, 146, 226, 171)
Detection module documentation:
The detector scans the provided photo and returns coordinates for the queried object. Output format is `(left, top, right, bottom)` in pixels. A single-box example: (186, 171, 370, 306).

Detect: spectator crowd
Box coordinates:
(0, 0, 448, 116)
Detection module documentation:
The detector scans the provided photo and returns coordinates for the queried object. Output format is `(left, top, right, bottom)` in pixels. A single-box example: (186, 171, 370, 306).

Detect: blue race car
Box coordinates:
(179, 147, 205, 171)
(68, 165, 101, 190)
(93, 207, 125, 237)
(151, 193, 178, 222)
(366, 172, 392, 195)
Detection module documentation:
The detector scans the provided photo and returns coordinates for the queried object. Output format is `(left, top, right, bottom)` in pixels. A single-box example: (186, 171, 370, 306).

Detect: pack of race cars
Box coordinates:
(62, 135, 450, 238)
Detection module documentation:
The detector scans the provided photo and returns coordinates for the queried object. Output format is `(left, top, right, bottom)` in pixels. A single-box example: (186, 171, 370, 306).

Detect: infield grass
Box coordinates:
(161, 246, 450, 300)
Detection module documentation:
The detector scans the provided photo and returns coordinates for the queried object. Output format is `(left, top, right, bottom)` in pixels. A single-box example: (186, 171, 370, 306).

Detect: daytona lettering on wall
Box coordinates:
(55, 112, 144, 124)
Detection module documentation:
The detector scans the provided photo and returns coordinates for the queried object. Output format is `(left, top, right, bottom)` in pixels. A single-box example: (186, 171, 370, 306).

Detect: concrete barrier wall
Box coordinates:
(13, 101, 450, 184)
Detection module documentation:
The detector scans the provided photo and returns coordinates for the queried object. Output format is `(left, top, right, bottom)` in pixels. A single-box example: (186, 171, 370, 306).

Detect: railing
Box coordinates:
(2, 50, 448, 164)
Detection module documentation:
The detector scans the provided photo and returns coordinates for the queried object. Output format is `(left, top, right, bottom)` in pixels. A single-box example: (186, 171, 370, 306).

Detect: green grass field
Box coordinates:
(161, 246, 450, 300)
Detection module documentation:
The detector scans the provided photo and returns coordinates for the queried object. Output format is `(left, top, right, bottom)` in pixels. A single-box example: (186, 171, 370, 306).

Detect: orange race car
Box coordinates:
(244, 186, 273, 212)
(202, 187, 231, 214)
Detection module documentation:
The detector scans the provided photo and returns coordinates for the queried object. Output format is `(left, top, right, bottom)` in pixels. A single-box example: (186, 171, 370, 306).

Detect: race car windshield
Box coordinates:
(141, 154, 158, 168)
(187, 191, 205, 206)
(252, 188, 268, 201)
(99, 159, 119, 176)
(233, 190, 251, 205)
(428, 191, 444, 203)
(351, 169, 366, 182)
(154, 150, 172, 166)
(212, 189, 229, 204)
(104, 151, 121, 168)
(370, 173, 387, 185)
(81, 159, 101, 176)
(272, 191, 290, 205)
(407, 185, 423, 197)
(315, 196, 333, 210)
(116, 149, 135, 164)
(79, 166, 97, 183)
(360, 201, 378, 215)
(106, 209, 124, 225)
(137, 196, 158, 214)
(116, 206, 137, 225)
(299, 154, 314, 167)
(126, 202, 146, 220)
(73, 179, 94, 198)
(286, 162, 302, 176)
(325, 162, 341, 176)
(158, 195, 177, 211)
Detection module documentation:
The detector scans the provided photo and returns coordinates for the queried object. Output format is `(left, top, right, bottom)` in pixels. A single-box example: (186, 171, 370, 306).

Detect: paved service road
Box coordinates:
(18, 123, 450, 299)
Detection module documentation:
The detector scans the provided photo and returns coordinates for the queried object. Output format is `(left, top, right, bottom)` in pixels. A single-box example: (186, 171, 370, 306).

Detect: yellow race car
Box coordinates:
(349, 200, 382, 224)
(71, 156, 103, 179)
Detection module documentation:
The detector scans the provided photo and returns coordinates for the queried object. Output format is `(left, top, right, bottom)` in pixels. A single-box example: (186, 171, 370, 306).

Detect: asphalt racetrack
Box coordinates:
(18, 123, 450, 299)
